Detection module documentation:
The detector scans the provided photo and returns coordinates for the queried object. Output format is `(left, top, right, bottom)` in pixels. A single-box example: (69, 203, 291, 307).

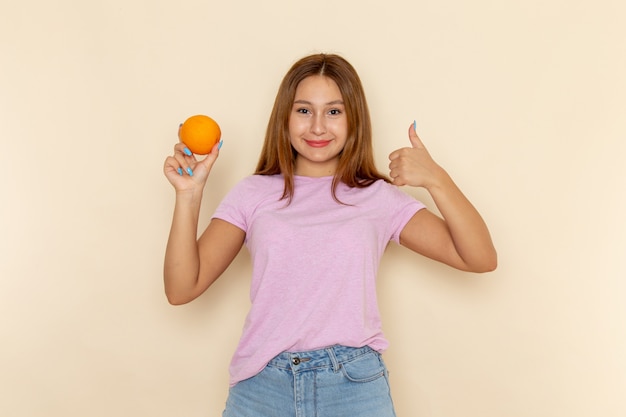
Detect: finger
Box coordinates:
(164, 156, 185, 177)
(174, 141, 194, 158)
(408, 121, 425, 149)
(388, 147, 411, 161)
(388, 158, 401, 171)
(200, 139, 223, 171)
(170, 144, 197, 176)
(388, 164, 404, 183)
(390, 173, 407, 187)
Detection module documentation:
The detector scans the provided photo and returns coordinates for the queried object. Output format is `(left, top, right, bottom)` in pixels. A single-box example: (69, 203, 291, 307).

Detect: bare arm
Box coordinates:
(389, 124, 497, 273)
(165, 215, 244, 305)
(163, 140, 244, 305)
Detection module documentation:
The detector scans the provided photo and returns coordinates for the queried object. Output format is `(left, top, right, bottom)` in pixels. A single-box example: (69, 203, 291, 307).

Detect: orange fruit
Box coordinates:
(179, 115, 221, 155)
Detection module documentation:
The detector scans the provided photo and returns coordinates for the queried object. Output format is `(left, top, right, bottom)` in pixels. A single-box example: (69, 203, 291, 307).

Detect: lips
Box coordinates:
(304, 140, 332, 148)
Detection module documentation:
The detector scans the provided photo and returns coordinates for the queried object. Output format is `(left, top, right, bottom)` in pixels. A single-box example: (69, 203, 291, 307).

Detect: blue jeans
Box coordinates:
(222, 345, 397, 417)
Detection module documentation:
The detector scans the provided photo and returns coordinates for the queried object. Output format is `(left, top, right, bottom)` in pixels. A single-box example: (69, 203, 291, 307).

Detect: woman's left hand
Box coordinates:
(390, 123, 497, 273)
(388, 123, 446, 189)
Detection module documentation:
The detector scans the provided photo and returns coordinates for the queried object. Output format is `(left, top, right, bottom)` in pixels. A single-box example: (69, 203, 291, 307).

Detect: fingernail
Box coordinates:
(186, 167, 193, 176)
(184, 147, 192, 156)
(218, 139, 223, 150)
(413, 120, 417, 132)
(177, 167, 183, 176)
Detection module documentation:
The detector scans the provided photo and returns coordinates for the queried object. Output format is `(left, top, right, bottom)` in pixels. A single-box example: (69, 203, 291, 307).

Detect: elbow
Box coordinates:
(479, 260, 498, 273)
(166, 294, 190, 306)
(472, 252, 498, 273)
(460, 249, 497, 273)
(488, 250, 498, 271)
(164, 286, 196, 305)
(164, 271, 200, 305)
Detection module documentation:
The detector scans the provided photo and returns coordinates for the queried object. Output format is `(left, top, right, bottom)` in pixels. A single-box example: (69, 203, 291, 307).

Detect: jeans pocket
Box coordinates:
(340, 352, 386, 383)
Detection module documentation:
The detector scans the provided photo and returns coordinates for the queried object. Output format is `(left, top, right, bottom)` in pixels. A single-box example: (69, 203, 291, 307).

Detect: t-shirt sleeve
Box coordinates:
(386, 185, 426, 244)
(211, 178, 251, 232)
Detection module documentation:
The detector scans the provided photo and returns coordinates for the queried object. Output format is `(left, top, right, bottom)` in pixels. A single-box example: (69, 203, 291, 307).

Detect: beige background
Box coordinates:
(1, 0, 625, 416)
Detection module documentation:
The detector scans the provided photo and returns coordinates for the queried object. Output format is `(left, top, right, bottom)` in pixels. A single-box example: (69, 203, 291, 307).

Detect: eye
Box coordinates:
(328, 109, 342, 116)
(296, 108, 310, 114)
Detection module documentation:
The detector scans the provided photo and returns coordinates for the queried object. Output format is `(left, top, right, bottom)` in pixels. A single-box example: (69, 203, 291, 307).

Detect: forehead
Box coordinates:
(294, 75, 343, 101)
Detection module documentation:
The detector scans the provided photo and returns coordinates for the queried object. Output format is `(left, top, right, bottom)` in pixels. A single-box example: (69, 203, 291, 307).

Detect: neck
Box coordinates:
(294, 158, 338, 177)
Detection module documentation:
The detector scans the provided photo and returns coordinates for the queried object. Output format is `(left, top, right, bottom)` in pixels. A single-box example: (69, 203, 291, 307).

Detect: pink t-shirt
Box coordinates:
(212, 174, 425, 386)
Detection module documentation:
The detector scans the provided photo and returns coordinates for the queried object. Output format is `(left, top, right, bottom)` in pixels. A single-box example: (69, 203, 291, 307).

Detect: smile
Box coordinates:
(304, 140, 332, 148)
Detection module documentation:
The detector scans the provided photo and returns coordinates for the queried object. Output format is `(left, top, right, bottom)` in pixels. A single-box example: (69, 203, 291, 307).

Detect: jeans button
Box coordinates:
(292, 357, 301, 365)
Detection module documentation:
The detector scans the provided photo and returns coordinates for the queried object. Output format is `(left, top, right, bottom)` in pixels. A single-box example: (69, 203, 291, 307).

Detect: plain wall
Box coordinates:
(1, 0, 625, 416)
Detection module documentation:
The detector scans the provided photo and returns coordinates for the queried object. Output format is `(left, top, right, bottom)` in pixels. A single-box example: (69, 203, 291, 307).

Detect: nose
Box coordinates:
(310, 114, 327, 136)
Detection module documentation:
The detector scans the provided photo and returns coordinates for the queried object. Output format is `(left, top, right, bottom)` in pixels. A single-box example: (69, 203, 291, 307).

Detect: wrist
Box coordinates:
(175, 187, 204, 206)
(424, 166, 453, 192)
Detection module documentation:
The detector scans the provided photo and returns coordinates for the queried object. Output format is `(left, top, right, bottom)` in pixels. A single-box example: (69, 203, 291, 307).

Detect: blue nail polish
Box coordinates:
(186, 167, 193, 176)
(184, 147, 192, 156)
(413, 120, 417, 131)
(177, 167, 183, 176)
(218, 139, 223, 150)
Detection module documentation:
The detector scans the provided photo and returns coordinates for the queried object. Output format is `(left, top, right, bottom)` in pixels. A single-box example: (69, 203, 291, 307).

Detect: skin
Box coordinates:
(288, 75, 348, 177)
(163, 75, 497, 305)
(390, 126, 497, 272)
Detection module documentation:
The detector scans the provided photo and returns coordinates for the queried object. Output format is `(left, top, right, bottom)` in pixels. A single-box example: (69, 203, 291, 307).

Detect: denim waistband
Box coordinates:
(267, 345, 376, 372)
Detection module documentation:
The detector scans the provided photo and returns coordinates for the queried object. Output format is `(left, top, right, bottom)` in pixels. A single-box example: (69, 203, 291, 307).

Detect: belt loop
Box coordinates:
(325, 346, 340, 373)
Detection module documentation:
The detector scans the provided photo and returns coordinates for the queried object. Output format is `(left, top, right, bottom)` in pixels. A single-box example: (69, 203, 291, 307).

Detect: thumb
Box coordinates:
(200, 139, 223, 172)
(408, 121, 425, 149)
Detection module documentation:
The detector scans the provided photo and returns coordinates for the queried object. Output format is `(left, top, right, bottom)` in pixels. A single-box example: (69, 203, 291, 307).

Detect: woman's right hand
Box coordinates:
(163, 129, 222, 193)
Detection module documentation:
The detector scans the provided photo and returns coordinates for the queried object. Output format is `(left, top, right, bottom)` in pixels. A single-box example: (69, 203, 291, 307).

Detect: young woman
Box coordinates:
(163, 53, 496, 416)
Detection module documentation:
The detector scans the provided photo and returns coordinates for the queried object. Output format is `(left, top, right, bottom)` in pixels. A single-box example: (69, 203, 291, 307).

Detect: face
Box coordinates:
(288, 75, 348, 177)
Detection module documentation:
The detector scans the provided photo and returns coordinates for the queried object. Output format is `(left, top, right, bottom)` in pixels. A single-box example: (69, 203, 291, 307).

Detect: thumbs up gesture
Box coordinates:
(388, 122, 446, 188)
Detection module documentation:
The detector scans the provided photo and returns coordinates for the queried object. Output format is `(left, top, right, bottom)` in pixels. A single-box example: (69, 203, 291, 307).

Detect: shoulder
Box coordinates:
(367, 179, 394, 191)
(222, 174, 284, 205)
(230, 174, 283, 193)
(356, 179, 405, 197)
(237, 174, 282, 186)
(214, 175, 285, 225)
(353, 179, 425, 209)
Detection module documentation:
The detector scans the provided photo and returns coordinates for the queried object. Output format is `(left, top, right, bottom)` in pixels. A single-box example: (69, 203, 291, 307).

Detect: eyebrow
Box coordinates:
(293, 99, 345, 106)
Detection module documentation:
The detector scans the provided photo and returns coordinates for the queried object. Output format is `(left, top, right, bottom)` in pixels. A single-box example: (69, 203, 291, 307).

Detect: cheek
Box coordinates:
(287, 119, 296, 140)
(331, 119, 349, 137)
(288, 117, 303, 135)
(289, 120, 314, 143)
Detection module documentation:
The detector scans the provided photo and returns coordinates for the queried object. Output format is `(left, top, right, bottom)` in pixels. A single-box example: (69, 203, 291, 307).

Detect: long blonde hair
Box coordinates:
(254, 53, 390, 202)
